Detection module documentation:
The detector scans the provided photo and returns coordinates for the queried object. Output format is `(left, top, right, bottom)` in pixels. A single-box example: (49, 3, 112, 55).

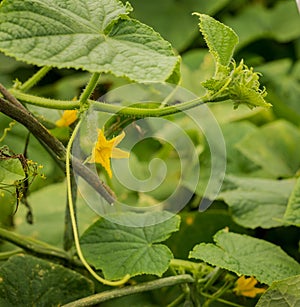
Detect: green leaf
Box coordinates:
(80, 212, 180, 280)
(189, 230, 300, 285)
(0, 0, 179, 82)
(283, 177, 300, 227)
(219, 175, 295, 229)
(194, 13, 238, 67)
(0, 155, 25, 185)
(256, 275, 300, 307)
(236, 120, 300, 178)
(0, 254, 94, 306)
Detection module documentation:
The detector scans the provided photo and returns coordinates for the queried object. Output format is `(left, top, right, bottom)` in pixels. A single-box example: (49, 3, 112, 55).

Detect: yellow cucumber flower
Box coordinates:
(234, 276, 266, 298)
(56, 110, 78, 127)
(88, 129, 129, 178)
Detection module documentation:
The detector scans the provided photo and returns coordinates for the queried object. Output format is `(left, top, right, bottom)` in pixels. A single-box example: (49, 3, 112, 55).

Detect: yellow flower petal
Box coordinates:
(56, 110, 78, 127)
(112, 148, 130, 159)
(234, 276, 266, 298)
(88, 129, 129, 178)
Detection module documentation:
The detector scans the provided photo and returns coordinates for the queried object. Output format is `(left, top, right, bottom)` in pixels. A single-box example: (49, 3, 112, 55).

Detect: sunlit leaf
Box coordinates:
(0, 0, 180, 82)
(194, 13, 238, 67)
(80, 212, 180, 280)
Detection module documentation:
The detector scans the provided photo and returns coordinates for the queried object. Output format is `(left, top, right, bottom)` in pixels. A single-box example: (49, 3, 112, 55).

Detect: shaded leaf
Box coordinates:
(219, 175, 296, 228)
(189, 229, 300, 285)
(284, 177, 300, 227)
(0, 254, 94, 307)
(236, 120, 300, 178)
(80, 212, 180, 280)
(256, 275, 300, 307)
(221, 122, 259, 175)
(0, 0, 179, 82)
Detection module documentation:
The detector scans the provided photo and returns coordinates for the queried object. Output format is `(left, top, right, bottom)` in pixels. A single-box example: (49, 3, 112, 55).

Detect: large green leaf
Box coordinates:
(284, 177, 300, 227)
(256, 275, 300, 307)
(236, 120, 300, 178)
(80, 212, 180, 280)
(189, 230, 300, 285)
(219, 175, 296, 228)
(0, 254, 94, 306)
(0, 0, 179, 82)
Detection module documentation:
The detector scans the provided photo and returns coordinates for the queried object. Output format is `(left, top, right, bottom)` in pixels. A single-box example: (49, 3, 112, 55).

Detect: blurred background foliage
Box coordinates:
(1, 0, 300, 274)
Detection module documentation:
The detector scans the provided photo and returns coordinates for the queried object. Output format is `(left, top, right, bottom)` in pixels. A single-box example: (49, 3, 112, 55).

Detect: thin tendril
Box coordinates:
(66, 119, 130, 286)
(0, 120, 15, 142)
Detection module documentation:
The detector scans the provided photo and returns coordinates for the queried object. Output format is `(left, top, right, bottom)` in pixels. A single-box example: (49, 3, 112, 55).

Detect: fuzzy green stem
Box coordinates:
(78, 72, 100, 110)
(62, 274, 195, 307)
(10, 89, 79, 109)
(10, 88, 229, 117)
(18, 66, 51, 92)
(65, 120, 130, 286)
